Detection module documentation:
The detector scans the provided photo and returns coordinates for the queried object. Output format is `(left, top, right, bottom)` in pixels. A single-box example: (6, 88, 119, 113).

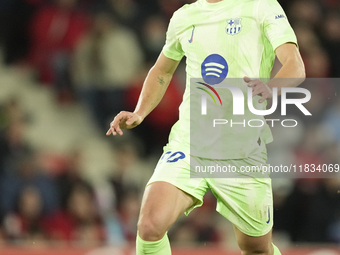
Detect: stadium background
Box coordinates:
(0, 0, 340, 254)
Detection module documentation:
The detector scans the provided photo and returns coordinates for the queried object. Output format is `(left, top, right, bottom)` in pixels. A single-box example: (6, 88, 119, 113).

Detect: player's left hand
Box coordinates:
(106, 111, 143, 136)
(244, 76, 272, 103)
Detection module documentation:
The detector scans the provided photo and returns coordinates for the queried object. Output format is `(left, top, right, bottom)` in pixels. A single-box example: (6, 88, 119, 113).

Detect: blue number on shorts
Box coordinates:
(161, 151, 172, 161)
(166, 151, 186, 163)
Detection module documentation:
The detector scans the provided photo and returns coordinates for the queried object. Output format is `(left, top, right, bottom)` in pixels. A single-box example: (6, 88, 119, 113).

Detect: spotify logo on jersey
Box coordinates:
(201, 54, 228, 85)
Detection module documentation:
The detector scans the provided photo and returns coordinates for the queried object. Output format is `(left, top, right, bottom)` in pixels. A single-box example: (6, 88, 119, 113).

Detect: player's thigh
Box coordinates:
(233, 225, 273, 254)
(138, 181, 196, 240)
(138, 148, 208, 240)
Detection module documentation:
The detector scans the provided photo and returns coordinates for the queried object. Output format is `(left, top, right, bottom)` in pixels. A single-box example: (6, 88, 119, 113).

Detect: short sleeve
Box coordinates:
(162, 14, 185, 61)
(258, 0, 297, 51)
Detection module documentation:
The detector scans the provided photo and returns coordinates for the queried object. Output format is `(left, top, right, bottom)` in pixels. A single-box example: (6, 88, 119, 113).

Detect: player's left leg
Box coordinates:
(233, 226, 281, 255)
(208, 174, 282, 255)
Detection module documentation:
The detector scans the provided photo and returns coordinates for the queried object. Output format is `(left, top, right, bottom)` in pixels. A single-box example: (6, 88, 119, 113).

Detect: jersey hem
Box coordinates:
(162, 49, 183, 61)
(271, 35, 298, 51)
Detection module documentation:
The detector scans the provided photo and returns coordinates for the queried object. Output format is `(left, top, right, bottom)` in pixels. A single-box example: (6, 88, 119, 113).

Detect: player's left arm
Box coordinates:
(245, 43, 306, 103)
(268, 42, 306, 89)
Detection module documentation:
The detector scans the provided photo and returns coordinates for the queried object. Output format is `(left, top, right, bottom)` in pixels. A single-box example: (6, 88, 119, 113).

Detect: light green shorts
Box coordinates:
(147, 145, 273, 237)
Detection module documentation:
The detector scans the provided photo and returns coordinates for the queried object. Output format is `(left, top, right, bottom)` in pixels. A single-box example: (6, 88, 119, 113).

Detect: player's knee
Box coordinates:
(137, 216, 167, 241)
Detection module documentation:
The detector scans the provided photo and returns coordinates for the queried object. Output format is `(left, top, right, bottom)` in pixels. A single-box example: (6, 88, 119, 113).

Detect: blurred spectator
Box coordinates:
(321, 143, 340, 166)
(293, 127, 325, 171)
(1, 0, 44, 65)
(43, 182, 105, 246)
(327, 179, 340, 244)
(0, 151, 58, 216)
(0, 0, 13, 45)
(141, 15, 167, 62)
(0, 97, 29, 127)
(322, 0, 340, 9)
(271, 178, 294, 234)
(109, 0, 141, 28)
(109, 140, 147, 211)
(102, 188, 141, 246)
(304, 48, 330, 78)
(28, 0, 89, 102)
(3, 186, 48, 246)
(101, 140, 148, 246)
(158, 0, 185, 19)
(288, 0, 323, 28)
(292, 82, 330, 124)
(322, 12, 340, 77)
(73, 12, 143, 130)
(55, 148, 92, 210)
(116, 188, 140, 244)
(0, 120, 31, 177)
(323, 99, 340, 143)
(102, 210, 126, 246)
(279, 178, 340, 243)
(293, 24, 331, 78)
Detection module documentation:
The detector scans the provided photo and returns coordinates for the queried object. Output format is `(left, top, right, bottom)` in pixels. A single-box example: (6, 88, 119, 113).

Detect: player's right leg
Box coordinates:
(137, 148, 208, 255)
(137, 181, 195, 255)
(138, 181, 195, 241)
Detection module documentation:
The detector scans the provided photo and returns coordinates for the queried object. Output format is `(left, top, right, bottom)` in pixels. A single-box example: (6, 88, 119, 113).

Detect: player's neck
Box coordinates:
(206, 0, 223, 3)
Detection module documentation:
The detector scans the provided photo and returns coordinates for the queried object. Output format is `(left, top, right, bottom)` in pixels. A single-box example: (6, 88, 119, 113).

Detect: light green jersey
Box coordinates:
(162, 0, 297, 159)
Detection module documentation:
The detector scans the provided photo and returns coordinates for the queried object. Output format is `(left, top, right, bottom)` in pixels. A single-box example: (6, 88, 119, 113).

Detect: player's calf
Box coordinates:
(234, 226, 277, 255)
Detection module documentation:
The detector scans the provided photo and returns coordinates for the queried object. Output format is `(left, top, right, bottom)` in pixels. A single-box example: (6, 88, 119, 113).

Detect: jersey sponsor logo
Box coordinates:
(188, 25, 195, 43)
(225, 18, 242, 35)
(275, 14, 286, 19)
(201, 54, 228, 85)
(160, 151, 186, 163)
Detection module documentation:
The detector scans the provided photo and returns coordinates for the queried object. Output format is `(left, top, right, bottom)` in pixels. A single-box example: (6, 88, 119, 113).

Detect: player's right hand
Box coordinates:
(106, 111, 143, 136)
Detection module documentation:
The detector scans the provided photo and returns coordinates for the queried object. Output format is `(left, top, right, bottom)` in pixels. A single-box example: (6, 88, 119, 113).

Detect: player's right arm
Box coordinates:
(106, 52, 180, 136)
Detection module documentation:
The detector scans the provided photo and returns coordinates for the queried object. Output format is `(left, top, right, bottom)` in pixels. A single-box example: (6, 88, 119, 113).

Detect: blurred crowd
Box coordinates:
(0, 0, 339, 249)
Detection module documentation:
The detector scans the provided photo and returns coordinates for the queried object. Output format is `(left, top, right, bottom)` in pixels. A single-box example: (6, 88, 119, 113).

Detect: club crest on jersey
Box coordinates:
(225, 18, 242, 35)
